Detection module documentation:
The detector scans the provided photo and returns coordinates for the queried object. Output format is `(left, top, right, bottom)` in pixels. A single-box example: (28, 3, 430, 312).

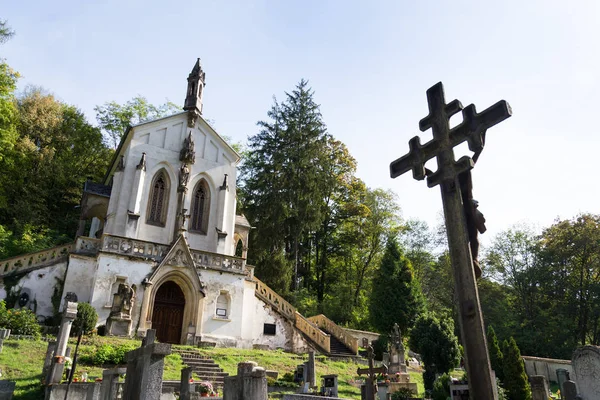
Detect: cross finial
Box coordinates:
(390, 82, 511, 187)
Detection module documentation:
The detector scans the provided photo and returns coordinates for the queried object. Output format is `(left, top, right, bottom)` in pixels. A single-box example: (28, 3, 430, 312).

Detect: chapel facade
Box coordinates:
(0, 60, 364, 356)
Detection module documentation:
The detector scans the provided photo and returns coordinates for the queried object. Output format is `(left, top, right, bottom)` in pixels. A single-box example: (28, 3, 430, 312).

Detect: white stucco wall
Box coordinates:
(0, 261, 68, 319)
(62, 255, 97, 307)
(104, 113, 238, 255)
(88, 253, 154, 326)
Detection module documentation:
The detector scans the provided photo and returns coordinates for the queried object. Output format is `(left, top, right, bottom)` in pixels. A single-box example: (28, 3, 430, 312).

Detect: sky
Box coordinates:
(2, 0, 600, 244)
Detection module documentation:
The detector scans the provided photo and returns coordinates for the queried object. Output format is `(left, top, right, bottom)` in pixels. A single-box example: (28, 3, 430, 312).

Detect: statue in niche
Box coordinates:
(111, 283, 135, 318)
(179, 163, 190, 188)
(180, 131, 196, 164)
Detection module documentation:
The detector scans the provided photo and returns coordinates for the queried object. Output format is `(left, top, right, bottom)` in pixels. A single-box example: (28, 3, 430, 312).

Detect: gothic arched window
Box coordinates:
(147, 170, 170, 226)
(190, 179, 210, 234)
(235, 239, 244, 257)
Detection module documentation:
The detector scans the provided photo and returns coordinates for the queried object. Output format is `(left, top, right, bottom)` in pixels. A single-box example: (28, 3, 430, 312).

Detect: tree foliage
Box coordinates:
(487, 325, 504, 382)
(409, 313, 460, 391)
(95, 96, 180, 149)
(369, 237, 424, 334)
(502, 337, 531, 400)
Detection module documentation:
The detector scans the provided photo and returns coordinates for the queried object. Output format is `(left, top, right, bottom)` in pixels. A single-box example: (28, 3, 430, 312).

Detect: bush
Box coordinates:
(391, 387, 415, 400)
(90, 343, 138, 366)
(0, 300, 41, 338)
(72, 303, 98, 336)
(432, 373, 452, 400)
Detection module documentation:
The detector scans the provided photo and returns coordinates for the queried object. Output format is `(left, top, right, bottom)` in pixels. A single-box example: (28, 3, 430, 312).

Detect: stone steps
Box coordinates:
(174, 348, 229, 387)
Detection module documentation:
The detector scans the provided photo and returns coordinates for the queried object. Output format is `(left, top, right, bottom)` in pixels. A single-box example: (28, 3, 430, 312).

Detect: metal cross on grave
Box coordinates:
(357, 346, 387, 400)
(390, 82, 511, 400)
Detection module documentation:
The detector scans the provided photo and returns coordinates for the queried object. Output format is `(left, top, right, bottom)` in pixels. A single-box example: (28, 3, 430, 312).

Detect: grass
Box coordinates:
(0, 337, 184, 400)
(0, 337, 426, 400)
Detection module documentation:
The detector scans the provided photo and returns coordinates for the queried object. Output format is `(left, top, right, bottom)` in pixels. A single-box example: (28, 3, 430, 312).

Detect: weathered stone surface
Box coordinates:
(223, 361, 267, 400)
(563, 380, 578, 400)
(572, 345, 600, 400)
(0, 380, 15, 400)
(530, 375, 550, 400)
(100, 367, 125, 400)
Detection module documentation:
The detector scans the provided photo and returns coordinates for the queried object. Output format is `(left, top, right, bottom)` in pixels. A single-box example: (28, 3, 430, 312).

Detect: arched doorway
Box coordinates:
(152, 281, 185, 343)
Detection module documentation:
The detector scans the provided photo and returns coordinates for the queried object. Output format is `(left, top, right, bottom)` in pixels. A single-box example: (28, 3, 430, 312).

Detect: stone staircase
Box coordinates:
(320, 328, 357, 358)
(174, 348, 229, 387)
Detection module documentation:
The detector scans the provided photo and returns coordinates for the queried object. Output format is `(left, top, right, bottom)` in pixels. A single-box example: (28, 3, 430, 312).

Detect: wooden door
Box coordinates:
(152, 281, 185, 344)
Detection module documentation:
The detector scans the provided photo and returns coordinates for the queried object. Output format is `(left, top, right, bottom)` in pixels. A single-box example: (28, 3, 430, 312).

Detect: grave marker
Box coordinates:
(122, 329, 172, 400)
(390, 82, 511, 399)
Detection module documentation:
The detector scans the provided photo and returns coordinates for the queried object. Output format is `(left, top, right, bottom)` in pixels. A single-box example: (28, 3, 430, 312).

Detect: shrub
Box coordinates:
(391, 387, 415, 400)
(72, 303, 98, 336)
(432, 373, 452, 400)
(92, 344, 116, 365)
(0, 300, 41, 338)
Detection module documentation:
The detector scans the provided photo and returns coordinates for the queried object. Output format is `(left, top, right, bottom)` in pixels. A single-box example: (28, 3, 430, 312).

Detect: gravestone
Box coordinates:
(122, 329, 172, 400)
(179, 367, 197, 400)
(321, 374, 338, 397)
(100, 367, 126, 400)
(223, 361, 267, 400)
(0, 380, 15, 400)
(42, 341, 57, 384)
(563, 380, 578, 400)
(556, 368, 569, 398)
(572, 345, 600, 400)
(389, 82, 511, 399)
(530, 375, 550, 400)
(0, 329, 10, 353)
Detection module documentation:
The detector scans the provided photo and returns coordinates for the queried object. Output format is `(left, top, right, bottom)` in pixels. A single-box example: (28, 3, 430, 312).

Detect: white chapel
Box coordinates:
(0, 60, 366, 356)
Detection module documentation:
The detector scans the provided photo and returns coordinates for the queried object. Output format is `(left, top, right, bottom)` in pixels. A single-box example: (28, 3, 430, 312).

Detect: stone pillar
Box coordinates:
(562, 380, 578, 400)
(55, 301, 78, 358)
(105, 157, 125, 235)
(122, 330, 172, 400)
(180, 367, 194, 400)
(100, 367, 126, 400)
(306, 351, 316, 389)
(556, 368, 569, 398)
(530, 375, 550, 400)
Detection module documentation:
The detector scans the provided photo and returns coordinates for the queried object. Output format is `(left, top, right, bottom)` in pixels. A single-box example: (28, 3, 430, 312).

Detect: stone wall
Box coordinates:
(522, 356, 572, 383)
(343, 328, 380, 346)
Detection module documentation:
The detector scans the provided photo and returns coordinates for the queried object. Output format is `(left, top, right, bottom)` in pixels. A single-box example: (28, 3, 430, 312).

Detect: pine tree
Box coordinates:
(240, 80, 331, 293)
(369, 237, 425, 334)
(502, 337, 531, 400)
(487, 325, 504, 382)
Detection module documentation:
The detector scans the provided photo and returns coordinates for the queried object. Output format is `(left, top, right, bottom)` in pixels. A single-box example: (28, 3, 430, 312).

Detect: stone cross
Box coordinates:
(357, 346, 387, 400)
(122, 329, 172, 400)
(390, 82, 511, 400)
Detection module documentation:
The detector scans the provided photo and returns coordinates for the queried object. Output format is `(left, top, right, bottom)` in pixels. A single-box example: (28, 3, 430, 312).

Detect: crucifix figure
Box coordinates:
(390, 82, 511, 399)
(357, 345, 387, 400)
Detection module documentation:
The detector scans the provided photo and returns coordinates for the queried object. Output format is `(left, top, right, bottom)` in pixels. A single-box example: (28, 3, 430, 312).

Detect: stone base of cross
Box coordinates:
(390, 82, 511, 400)
(122, 329, 172, 400)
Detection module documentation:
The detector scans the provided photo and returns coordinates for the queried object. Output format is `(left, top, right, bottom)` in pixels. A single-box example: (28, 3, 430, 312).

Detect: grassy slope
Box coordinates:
(1, 337, 426, 400)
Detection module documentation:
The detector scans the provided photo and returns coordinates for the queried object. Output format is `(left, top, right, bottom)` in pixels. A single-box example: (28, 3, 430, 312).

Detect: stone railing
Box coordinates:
(295, 312, 331, 354)
(75, 236, 102, 255)
(102, 235, 169, 261)
(0, 243, 75, 277)
(254, 277, 297, 322)
(308, 314, 358, 355)
(190, 249, 246, 275)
